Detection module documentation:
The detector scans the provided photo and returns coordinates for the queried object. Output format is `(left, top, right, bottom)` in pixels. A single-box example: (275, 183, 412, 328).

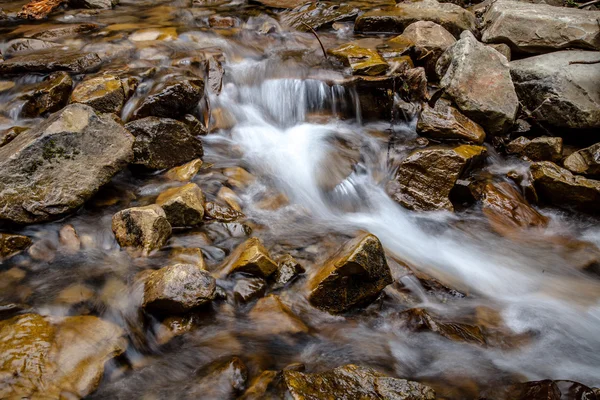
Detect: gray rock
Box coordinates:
(70, 75, 125, 114)
(112, 204, 172, 254)
(155, 183, 205, 227)
(436, 31, 518, 134)
(71, 0, 119, 9)
(4, 38, 59, 57)
(482, 1, 600, 54)
(563, 142, 600, 176)
(0, 50, 102, 75)
(132, 78, 204, 120)
(19, 72, 73, 118)
(0, 104, 134, 224)
(510, 51, 600, 130)
(506, 136, 563, 162)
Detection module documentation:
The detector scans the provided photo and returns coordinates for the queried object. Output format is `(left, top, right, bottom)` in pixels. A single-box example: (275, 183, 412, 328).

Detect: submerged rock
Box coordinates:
(417, 99, 485, 144)
(387, 145, 486, 211)
(187, 357, 248, 399)
(510, 51, 600, 131)
(0, 50, 102, 75)
(0, 233, 32, 260)
(220, 237, 278, 278)
(19, 71, 72, 118)
(563, 143, 600, 177)
(330, 44, 388, 76)
(132, 78, 204, 120)
(281, 2, 359, 31)
(482, 1, 600, 54)
(233, 276, 267, 303)
(249, 295, 309, 335)
(143, 263, 216, 314)
(274, 254, 305, 288)
(506, 136, 562, 162)
(125, 117, 204, 170)
(283, 364, 435, 400)
(156, 183, 205, 227)
(70, 75, 125, 114)
(0, 104, 134, 224)
(4, 38, 60, 57)
(112, 204, 172, 254)
(165, 158, 203, 181)
(308, 233, 393, 314)
(480, 379, 598, 400)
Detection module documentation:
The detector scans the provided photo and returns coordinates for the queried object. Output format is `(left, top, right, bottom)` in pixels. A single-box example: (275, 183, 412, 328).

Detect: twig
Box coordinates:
(578, 0, 600, 7)
(301, 21, 328, 59)
(569, 60, 600, 65)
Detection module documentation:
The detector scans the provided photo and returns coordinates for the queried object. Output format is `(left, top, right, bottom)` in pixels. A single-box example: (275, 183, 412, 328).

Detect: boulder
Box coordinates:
(398, 308, 486, 345)
(19, 71, 73, 118)
(156, 183, 205, 227)
(112, 204, 172, 253)
(417, 99, 485, 144)
(0, 104, 134, 224)
(4, 38, 59, 57)
(70, 75, 125, 114)
(530, 161, 600, 214)
(204, 201, 245, 222)
(330, 44, 389, 76)
(0, 126, 27, 147)
(219, 237, 278, 278)
(506, 136, 562, 162)
(482, 1, 600, 54)
(510, 51, 600, 130)
(70, 0, 118, 8)
(308, 233, 393, 314)
(0, 313, 126, 399)
(132, 78, 204, 120)
(233, 276, 267, 303)
(387, 145, 486, 211)
(0, 233, 32, 259)
(563, 142, 600, 176)
(0, 50, 102, 75)
(436, 32, 518, 134)
(281, 2, 359, 31)
(165, 158, 203, 181)
(249, 295, 309, 335)
(284, 364, 435, 400)
(354, 0, 477, 37)
(125, 117, 204, 170)
(143, 263, 216, 314)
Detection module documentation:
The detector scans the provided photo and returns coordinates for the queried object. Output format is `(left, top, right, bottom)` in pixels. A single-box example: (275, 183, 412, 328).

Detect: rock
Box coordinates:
(19, 71, 73, 118)
(0, 104, 134, 224)
(207, 55, 224, 95)
(239, 370, 281, 400)
(436, 32, 518, 134)
(233, 276, 267, 303)
(398, 308, 486, 345)
(0, 127, 27, 148)
(355, 0, 477, 37)
(530, 161, 600, 214)
(509, 51, 600, 130)
(17, 0, 65, 20)
(249, 295, 309, 335)
(563, 142, 600, 176)
(0, 233, 32, 259)
(59, 224, 81, 254)
(0, 81, 15, 93)
(56, 283, 94, 305)
(417, 100, 486, 144)
(70, 0, 118, 9)
(4, 38, 60, 57)
(132, 78, 204, 120)
(308, 233, 393, 314)
(281, 2, 359, 31)
(187, 357, 248, 399)
(392, 21, 455, 77)
(283, 364, 435, 400)
(482, 1, 600, 54)
(28, 23, 99, 41)
(112, 204, 172, 253)
(274, 254, 305, 288)
(338, 74, 400, 121)
(252, 0, 306, 7)
(488, 43, 511, 61)
(156, 183, 205, 227)
(204, 201, 245, 222)
(125, 117, 204, 170)
(224, 166, 256, 189)
(0, 313, 126, 399)
(0, 50, 102, 75)
(220, 237, 278, 278)
(208, 15, 238, 28)
(143, 263, 216, 314)
(387, 145, 486, 211)
(330, 44, 389, 76)
(181, 114, 208, 136)
(217, 187, 242, 211)
(165, 159, 203, 181)
(70, 75, 125, 114)
(479, 380, 598, 400)
(506, 136, 563, 162)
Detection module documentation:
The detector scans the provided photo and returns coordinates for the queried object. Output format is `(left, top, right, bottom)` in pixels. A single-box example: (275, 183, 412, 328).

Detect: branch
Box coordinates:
(569, 60, 600, 65)
(578, 0, 600, 7)
(301, 21, 328, 59)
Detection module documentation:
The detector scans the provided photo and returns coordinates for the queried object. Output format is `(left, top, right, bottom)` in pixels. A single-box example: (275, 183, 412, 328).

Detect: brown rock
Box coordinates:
(165, 158, 203, 181)
(4, 38, 60, 57)
(17, 0, 65, 20)
(506, 136, 563, 162)
(274, 254, 305, 288)
(308, 233, 393, 314)
(133, 78, 204, 120)
(187, 357, 248, 399)
(239, 370, 281, 400)
(224, 166, 256, 189)
(330, 44, 389, 76)
(19, 71, 72, 118)
(233, 276, 267, 303)
(220, 237, 278, 278)
(249, 295, 309, 335)
(112, 204, 172, 254)
(281, 2, 359, 32)
(563, 142, 600, 177)
(217, 187, 242, 212)
(0, 50, 102, 75)
(204, 201, 245, 222)
(0, 126, 27, 148)
(417, 100, 486, 144)
(59, 224, 81, 254)
(0, 233, 32, 260)
(70, 75, 125, 114)
(56, 283, 94, 305)
(156, 183, 205, 227)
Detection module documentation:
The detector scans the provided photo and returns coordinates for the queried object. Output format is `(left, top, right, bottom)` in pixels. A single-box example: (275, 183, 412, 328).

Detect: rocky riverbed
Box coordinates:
(0, 0, 599, 399)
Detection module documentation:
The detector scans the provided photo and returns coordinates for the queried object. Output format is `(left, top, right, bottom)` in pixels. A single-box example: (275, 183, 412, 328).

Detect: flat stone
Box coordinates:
(112, 204, 172, 254)
(220, 237, 278, 278)
(19, 71, 73, 118)
(70, 75, 125, 114)
(0, 50, 102, 75)
(4, 38, 60, 57)
(132, 77, 204, 120)
(417, 99, 486, 144)
(330, 43, 389, 76)
(506, 136, 563, 162)
(155, 183, 205, 227)
(563, 142, 600, 176)
(398, 308, 486, 345)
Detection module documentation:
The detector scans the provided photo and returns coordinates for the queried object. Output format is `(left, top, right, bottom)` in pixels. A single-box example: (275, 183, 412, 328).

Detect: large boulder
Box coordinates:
(283, 365, 435, 400)
(219, 237, 278, 278)
(70, 75, 126, 114)
(125, 117, 204, 170)
(563, 142, 600, 177)
(417, 99, 485, 144)
(112, 204, 172, 254)
(0, 50, 102, 75)
(510, 51, 600, 130)
(19, 71, 73, 118)
(0, 104, 134, 224)
(132, 78, 204, 120)
(156, 183, 205, 227)
(387, 145, 486, 211)
(308, 233, 393, 314)
(436, 32, 518, 135)
(482, 1, 600, 54)
(506, 136, 563, 162)
(354, 0, 477, 37)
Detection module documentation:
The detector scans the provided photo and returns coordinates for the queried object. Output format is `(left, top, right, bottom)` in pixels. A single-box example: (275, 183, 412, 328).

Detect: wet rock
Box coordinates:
(156, 183, 205, 227)
(308, 233, 393, 314)
(283, 364, 435, 400)
(239, 370, 281, 400)
(563, 143, 600, 177)
(132, 78, 204, 120)
(4, 38, 59, 57)
(253, 0, 306, 7)
(417, 99, 486, 144)
(59, 224, 81, 254)
(0, 233, 32, 260)
(0, 81, 15, 93)
(274, 254, 305, 288)
(530, 161, 600, 214)
(70, 0, 118, 9)
(29, 23, 99, 41)
(0, 313, 126, 399)
(339, 74, 398, 121)
(355, 0, 477, 37)
(510, 51, 600, 130)
(217, 187, 243, 211)
(18, 0, 65, 20)
(19, 71, 73, 118)
(165, 159, 203, 181)
(56, 283, 94, 305)
(0, 126, 28, 148)
(436, 32, 518, 135)
(125, 117, 204, 170)
(143, 263, 216, 314)
(70, 75, 125, 114)
(387, 145, 486, 211)
(480, 379, 598, 400)
(482, 1, 600, 54)
(209, 15, 238, 28)
(0, 50, 102, 75)
(0, 104, 134, 224)
(181, 114, 208, 136)
(204, 201, 245, 222)
(233, 276, 267, 303)
(281, 2, 359, 31)
(187, 357, 248, 399)
(220, 237, 278, 278)
(506, 136, 563, 162)
(330, 44, 388, 76)
(224, 166, 255, 189)
(112, 204, 172, 254)
(249, 294, 309, 335)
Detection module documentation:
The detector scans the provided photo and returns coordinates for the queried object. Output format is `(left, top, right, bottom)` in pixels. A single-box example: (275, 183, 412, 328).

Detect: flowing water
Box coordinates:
(1, 1, 600, 398)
